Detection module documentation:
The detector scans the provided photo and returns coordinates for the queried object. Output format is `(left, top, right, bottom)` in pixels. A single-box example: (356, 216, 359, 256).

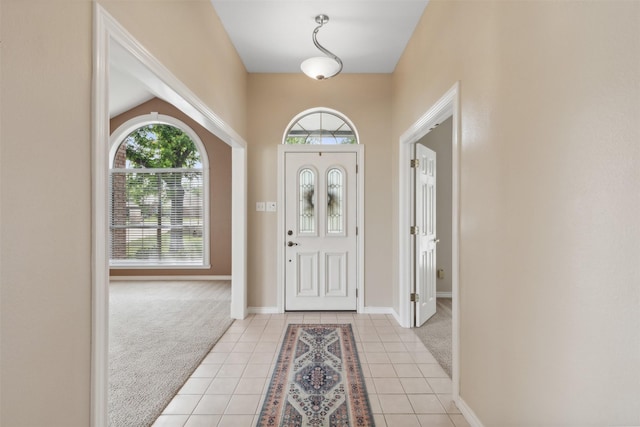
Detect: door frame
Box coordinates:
(92, 5, 248, 426)
(398, 82, 460, 398)
(277, 144, 365, 313)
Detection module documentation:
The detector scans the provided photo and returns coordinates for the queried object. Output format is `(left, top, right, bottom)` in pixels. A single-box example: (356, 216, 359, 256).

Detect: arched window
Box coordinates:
(109, 114, 209, 267)
(283, 108, 359, 145)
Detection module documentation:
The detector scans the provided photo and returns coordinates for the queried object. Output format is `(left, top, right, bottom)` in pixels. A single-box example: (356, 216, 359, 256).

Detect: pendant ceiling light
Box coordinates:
(300, 14, 343, 80)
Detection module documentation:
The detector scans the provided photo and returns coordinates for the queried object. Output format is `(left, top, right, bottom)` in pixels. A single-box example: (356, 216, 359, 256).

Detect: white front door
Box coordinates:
(415, 144, 437, 326)
(284, 151, 358, 311)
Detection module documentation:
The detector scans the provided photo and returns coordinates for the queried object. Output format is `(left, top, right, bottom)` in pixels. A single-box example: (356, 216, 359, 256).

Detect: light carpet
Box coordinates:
(258, 324, 374, 427)
(414, 298, 452, 378)
(108, 280, 233, 427)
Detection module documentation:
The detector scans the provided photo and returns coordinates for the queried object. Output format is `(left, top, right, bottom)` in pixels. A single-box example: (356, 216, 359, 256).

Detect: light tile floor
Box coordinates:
(152, 313, 470, 427)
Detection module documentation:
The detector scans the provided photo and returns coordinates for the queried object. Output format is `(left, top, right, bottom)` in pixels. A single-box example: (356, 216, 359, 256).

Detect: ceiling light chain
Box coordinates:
(301, 14, 343, 80)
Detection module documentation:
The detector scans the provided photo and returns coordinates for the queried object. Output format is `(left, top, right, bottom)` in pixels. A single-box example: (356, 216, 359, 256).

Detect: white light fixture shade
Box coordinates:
(300, 56, 341, 80)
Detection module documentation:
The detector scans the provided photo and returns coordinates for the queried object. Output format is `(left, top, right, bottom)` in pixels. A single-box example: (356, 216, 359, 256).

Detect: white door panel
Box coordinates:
(285, 152, 357, 311)
(416, 144, 437, 326)
(296, 252, 319, 297)
(325, 252, 348, 297)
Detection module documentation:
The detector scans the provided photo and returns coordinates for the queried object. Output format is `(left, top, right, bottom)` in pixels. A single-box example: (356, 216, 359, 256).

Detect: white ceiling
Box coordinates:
(110, 0, 429, 117)
(110, 65, 155, 118)
(211, 0, 429, 73)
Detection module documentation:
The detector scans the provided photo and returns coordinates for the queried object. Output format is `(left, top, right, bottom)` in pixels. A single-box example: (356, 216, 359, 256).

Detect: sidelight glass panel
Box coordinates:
(299, 168, 316, 234)
(327, 168, 344, 234)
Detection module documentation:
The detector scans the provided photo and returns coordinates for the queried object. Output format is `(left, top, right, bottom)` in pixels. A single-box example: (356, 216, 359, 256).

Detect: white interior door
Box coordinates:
(415, 144, 437, 326)
(285, 152, 357, 311)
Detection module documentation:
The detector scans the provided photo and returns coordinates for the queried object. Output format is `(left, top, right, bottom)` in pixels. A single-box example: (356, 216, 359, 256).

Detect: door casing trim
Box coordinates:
(277, 144, 365, 313)
(397, 82, 461, 400)
(92, 5, 248, 426)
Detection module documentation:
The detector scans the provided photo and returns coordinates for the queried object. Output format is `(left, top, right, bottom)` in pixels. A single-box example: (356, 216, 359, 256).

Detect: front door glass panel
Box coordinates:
(298, 168, 316, 235)
(327, 168, 344, 235)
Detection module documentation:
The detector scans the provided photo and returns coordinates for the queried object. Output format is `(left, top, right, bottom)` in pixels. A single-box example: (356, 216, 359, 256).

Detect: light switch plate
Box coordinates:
(266, 201, 277, 212)
(256, 202, 265, 212)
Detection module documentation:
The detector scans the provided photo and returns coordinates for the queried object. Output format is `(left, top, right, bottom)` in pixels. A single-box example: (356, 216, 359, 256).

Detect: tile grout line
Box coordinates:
(153, 312, 463, 427)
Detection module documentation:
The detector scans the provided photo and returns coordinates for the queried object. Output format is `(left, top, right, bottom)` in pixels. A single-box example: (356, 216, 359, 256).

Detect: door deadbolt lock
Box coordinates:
(287, 241, 298, 247)
(287, 230, 293, 236)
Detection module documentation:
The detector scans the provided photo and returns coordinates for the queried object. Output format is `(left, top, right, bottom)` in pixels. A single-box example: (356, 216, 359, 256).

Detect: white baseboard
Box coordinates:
(361, 306, 394, 315)
(109, 275, 232, 281)
(437, 292, 453, 298)
(390, 308, 403, 326)
(247, 306, 280, 314)
(455, 396, 484, 427)
(246, 306, 398, 317)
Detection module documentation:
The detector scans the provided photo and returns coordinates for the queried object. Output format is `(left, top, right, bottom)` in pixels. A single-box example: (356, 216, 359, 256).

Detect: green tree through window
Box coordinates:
(110, 123, 205, 266)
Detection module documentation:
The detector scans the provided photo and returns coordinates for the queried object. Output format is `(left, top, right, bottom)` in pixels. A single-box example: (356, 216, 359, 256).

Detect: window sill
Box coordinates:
(109, 264, 212, 270)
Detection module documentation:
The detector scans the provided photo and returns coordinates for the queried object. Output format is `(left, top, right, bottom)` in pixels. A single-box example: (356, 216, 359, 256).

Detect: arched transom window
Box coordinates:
(109, 115, 209, 268)
(284, 109, 358, 145)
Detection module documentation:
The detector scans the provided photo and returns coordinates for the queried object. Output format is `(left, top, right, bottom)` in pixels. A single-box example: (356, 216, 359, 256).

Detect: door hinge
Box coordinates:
(410, 293, 419, 302)
(410, 225, 419, 235)
(410, 159, 420, 168)
(356, 226, 359, 236)
(356, 164, 359, 173)
(356, 288, 359, 298)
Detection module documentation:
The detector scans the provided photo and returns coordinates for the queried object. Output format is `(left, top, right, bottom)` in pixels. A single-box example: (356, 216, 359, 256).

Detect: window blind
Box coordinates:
(110, 168, 205, 267)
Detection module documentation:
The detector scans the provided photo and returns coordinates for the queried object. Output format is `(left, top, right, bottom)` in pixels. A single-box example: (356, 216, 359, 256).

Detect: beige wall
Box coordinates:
(1, 2, 93, 426)
(109, 98, 232, 277)
(247, 74, 393, 308)
(0, 1, 246, 425)
(418, 116, 453, 294)
(2, 0, 639, 425)
(393, 0, 640, 424)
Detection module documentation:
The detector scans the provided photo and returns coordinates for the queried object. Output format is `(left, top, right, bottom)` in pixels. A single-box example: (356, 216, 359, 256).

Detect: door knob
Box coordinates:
(287, 241, 298, 247)
(432, 239, 440, 244)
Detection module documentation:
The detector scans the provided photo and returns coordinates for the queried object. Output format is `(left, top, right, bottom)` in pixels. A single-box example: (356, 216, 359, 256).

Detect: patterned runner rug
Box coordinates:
(258, 324, 374, 426)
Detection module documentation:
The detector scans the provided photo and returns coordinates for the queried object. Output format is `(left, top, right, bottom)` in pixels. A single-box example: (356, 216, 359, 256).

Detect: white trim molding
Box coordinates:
(248, 306, 398, 317)
(397, 81, 461, 400)
(92, 5, 247, 427)
(231, 146, 247, 320)
(436, 292, 453, 298)
(361, 307, 395, 315)
(362, 307, 403, 327)
(390, 308, 403, 326)
(109, 275, 232, 281)
(247, 306, 281, 315)
(455, 397, 485, 427)
(109, 264, 213, 270)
